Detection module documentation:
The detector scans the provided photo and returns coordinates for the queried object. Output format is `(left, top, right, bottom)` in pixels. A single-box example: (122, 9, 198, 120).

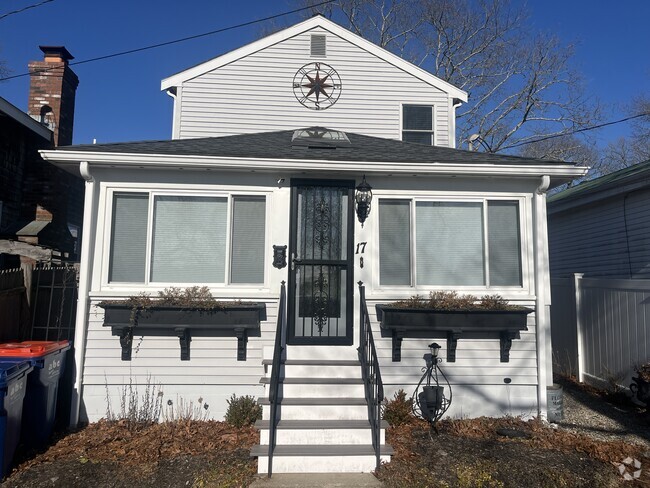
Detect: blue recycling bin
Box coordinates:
(0, 341, 71, 448)
(0, 360, 33, 478)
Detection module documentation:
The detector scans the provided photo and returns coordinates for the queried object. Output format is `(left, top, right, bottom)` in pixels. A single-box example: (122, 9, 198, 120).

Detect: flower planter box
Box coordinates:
(100, 303, 266, 361)
(375, 305, 532, 362)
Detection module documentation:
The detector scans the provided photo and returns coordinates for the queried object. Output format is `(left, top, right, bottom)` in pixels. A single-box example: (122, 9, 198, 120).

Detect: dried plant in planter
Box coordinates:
(389, 291, 526, 311)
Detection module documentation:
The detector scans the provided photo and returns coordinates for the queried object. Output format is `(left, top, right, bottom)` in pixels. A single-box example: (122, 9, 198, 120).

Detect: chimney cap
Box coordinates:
(39, 46, 74, 61)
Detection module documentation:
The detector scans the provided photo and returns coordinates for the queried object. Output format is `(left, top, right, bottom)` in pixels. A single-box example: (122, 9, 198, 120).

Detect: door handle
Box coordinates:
(291, 253, 302, 271)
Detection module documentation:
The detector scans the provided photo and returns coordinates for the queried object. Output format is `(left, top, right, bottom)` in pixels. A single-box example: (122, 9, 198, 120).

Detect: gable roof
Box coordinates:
(548, 159, 650, 210)
(160, 15, 468, 102)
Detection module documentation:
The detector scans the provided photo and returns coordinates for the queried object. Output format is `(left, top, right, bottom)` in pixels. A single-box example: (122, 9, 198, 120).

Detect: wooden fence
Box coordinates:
(551, 274, 650, 387)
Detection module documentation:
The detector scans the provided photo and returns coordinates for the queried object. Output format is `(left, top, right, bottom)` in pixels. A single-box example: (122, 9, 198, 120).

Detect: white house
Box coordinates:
(42, 15, 587, 474)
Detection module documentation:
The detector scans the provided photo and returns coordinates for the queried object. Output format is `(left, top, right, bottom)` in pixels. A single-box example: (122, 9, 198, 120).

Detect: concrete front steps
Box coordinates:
(251, 350, 393, 474)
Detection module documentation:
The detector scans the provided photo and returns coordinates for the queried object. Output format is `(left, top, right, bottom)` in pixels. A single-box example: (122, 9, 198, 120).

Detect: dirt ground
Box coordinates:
(3, 380, 650, 487)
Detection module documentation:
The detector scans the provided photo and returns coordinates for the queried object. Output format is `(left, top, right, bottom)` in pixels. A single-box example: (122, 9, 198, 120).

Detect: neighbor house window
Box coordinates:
(108, 191, 266, 285)
(379, 198, 522, 287)
(402, 105, 434, 145)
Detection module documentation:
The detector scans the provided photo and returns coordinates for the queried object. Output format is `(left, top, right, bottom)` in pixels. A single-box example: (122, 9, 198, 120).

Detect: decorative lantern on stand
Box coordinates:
(412, 342, 452, 433)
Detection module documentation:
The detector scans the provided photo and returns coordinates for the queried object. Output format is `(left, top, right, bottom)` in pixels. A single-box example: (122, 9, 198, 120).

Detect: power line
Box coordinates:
(0, 0, 54, 21)
(505, 113, 650, 150)
(0, 0, 334, 82)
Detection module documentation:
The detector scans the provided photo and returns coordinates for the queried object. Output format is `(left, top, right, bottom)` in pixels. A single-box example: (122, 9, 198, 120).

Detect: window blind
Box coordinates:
(109, 193, 149, 283)
(403, 105, 432, 130)
(230, 196, 266, 284)
(416, 202, 485, 286)
(488, 201, 522, 286)
(150, 196, 227, 283)
(379, 200, 411, 285)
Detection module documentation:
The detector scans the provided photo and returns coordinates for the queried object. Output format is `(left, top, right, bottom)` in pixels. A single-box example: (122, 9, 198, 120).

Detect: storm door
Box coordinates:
(287, 180, 354, 345)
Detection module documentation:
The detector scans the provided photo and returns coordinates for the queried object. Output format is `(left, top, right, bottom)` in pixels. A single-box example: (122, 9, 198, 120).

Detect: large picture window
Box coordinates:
(379, 198, 522, 287)
(107, 191, 266, 285)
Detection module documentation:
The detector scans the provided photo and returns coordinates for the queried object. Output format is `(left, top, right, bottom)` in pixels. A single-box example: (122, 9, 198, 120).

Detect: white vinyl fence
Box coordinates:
(551, 274, 650, 387)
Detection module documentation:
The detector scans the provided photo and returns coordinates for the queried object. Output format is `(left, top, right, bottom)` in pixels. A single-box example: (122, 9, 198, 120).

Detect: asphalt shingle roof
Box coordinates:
(57, 128, 575, 166)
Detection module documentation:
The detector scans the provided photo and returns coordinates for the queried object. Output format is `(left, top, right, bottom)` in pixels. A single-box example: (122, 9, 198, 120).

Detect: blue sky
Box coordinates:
(1, 1, 648, 146)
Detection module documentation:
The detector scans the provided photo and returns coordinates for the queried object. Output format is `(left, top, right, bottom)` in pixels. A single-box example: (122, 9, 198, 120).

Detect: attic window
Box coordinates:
(292, 128, 350, 149)
(311, 34, 326, 57)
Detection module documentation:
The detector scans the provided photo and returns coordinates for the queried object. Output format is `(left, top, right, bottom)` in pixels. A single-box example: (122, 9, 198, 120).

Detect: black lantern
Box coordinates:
(429, 342, 441, 360)
(355, 175, 373, 226)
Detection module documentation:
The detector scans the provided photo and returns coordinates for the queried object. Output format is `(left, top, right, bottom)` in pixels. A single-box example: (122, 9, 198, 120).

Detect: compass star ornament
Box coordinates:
(293, 62, 342, 110)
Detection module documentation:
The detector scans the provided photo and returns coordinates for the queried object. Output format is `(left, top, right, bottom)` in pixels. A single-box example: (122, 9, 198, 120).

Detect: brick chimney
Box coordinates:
(28, 46, 79, 147)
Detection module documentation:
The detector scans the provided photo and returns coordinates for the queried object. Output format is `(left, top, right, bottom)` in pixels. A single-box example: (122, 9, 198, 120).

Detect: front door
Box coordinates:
(287, 180, 354, 345)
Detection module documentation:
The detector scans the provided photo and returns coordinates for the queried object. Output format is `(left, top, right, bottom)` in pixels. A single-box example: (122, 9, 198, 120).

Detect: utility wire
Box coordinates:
(0, 0, 335, 81)
(505, 113, 650, 150)
(0, 0, 54, 21)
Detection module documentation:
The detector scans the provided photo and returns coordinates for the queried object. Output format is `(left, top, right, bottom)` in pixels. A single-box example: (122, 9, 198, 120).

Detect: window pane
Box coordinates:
(416, 202, 485, 286)
(403, 105, 432, 130)
(231, 196, 266, 284)
(109, 193, 148, 283)
(151, 196, 227, 283)
(403, 131, 433, 145)
(488, 201, 522, 286)
(379, 200, 411, 285)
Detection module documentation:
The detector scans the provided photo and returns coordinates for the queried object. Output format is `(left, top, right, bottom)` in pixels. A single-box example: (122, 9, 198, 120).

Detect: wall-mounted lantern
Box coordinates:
(355, 175, 373, 227)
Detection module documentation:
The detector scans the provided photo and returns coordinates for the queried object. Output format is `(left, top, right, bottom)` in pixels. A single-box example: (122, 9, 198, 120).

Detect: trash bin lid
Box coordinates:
(0, 341, 70, 358)
(0, 360, 33, 385)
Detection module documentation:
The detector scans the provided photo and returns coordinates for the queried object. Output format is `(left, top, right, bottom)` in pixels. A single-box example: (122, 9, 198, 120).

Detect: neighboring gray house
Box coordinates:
(548, 160, 650, 279)
(548, 161, 650, 385)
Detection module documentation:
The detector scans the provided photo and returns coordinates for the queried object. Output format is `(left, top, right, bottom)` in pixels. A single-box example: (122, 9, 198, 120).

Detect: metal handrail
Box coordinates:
(357, 281, 384, 471)
(267, 281, 286, 478)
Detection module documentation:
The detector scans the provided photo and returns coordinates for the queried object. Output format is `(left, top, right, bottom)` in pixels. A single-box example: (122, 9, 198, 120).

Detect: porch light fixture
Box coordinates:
(355, 175, 373, 227)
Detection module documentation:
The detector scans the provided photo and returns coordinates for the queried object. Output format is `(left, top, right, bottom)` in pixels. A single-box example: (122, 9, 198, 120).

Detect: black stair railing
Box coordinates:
(357, 281, 384, 471)
(267, 281, 287, 477)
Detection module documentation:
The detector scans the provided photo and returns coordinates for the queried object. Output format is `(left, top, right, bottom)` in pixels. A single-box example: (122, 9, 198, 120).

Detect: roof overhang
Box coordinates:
(41, 149, 588, 188)
(0, 97, 52, 141)
(160, 16, 468, 103)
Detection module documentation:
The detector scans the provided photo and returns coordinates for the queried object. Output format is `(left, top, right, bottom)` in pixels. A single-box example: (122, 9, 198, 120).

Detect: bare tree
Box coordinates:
(299, 0, 599, 153)
(601, 96, 650, 171)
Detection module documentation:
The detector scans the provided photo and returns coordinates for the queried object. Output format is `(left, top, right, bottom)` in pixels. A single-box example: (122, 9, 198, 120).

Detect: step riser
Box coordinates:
(260, 429, 383, 445)
(256, 455, 390, 474)
(269, 365, 362, 378)
(262, 404, 368, 420)
(264, 346, 359, 361)
(277, 383, 365, 397)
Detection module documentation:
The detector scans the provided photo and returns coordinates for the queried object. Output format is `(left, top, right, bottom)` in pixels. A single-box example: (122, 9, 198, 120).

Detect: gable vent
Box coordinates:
(311, 34, 326, 57)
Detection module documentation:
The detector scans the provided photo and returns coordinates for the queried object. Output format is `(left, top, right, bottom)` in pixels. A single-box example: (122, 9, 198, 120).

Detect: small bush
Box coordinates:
(382, 389, 415, 427)
(225, 394, 262, 427)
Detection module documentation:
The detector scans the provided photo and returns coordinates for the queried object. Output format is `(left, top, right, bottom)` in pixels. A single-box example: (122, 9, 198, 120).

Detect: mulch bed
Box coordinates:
(1, 420, 259, 488)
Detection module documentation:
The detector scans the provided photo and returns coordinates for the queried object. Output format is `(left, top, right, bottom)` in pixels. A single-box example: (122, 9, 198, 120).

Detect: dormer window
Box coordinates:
(402, 105, 434, 145)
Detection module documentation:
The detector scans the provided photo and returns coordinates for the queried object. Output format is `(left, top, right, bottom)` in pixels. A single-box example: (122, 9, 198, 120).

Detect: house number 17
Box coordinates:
(355, 242, 367, 254)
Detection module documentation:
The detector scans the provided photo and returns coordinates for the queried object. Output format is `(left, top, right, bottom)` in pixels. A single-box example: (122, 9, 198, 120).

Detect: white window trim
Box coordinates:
(400, 103, 436, 146)
(374, 194, 530, 294)
(100, 187, 270, 291)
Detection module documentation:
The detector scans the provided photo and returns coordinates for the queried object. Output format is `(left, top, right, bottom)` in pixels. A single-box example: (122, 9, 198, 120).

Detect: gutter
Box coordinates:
(70, 161, 96, 427)
(534, 175, 551, 420)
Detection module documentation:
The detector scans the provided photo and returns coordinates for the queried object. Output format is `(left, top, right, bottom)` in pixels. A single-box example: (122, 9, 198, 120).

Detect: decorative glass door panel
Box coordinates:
(288, 181, 354, 344)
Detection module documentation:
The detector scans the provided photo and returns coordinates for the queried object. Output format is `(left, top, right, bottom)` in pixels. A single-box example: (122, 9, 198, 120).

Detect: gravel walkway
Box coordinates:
(556, 378, 650, 449)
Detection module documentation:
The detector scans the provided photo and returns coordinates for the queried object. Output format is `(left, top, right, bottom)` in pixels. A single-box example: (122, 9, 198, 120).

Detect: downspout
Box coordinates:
(166, 86, 180, 140)
(534, 175, 551, 420)
(450, 98, 463, 149)
(70, 161, 96, 427)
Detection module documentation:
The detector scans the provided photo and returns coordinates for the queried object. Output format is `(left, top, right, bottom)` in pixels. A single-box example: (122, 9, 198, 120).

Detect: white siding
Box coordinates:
(549, 188, 650, 279)
(369, 299, 539, 418)
(177, 27, 452, 145)
(81, 299, 278, 422)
